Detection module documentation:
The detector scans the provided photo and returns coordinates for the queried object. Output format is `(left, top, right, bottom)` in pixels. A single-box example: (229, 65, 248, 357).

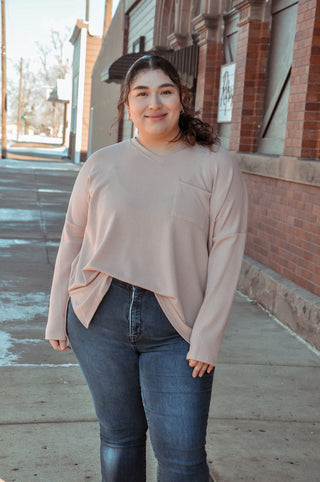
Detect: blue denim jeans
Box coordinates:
(67, 278, 214, 482)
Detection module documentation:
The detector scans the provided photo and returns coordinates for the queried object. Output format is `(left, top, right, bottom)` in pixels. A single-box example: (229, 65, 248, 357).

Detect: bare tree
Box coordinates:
(51, 29, 69, 74)
(1, 0, 7, 157)
(8, 26, 70, 137)
(35, 41, 50, 83)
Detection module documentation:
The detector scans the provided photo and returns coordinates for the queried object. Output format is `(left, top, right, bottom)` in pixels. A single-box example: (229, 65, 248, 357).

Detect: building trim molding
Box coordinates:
(235, 152, 320, 187)
(233, 0, 266, 25)
(238, 255, 320, 354)
(192, 14, 219, 45)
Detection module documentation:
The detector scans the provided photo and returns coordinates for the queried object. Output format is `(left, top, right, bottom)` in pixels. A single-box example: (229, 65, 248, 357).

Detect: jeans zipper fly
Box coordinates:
(129, 285, 136, 325)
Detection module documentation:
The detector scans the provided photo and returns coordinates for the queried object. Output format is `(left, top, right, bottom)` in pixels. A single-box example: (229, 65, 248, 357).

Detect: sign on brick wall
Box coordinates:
(218, 62, 235, 123)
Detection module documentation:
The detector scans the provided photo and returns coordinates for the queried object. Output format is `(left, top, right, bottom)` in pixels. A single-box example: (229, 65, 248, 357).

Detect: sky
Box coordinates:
(5, 0, 120, 78)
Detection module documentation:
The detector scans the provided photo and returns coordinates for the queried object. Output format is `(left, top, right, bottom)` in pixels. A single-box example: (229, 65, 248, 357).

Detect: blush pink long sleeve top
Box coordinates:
(45, 138, 248, 366)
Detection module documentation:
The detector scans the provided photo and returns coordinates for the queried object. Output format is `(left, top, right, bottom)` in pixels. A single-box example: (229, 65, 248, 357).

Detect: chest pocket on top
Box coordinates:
(171, 180, 211, 231)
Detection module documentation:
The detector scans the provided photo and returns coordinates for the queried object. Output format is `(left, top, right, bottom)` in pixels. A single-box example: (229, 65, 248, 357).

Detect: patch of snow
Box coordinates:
(0, 292, 49, 323)
(0, 331, 19, 365)
(0, 208, 40, 222)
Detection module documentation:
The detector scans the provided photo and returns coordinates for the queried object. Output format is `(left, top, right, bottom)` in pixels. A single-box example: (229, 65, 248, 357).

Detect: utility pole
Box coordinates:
(103, 0, 113, 37)
(17, 58, 23, 141)
(85, 0, 89, 22)
(1, 0, 7, 158)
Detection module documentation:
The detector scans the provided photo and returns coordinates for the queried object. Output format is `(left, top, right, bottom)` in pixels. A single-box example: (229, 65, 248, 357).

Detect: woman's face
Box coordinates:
(126, 69, 182, 145)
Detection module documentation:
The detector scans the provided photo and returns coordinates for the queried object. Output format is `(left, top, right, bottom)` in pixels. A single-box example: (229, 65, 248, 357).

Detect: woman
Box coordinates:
(46, 55, 247, 481)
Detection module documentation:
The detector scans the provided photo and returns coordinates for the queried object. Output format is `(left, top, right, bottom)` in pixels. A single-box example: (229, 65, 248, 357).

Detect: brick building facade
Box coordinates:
(90, 0, 320, 352)
(69, 20, 102, 163)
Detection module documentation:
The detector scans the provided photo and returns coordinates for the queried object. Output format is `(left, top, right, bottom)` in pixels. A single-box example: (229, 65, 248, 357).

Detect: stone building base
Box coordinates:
(238, 255, 320, 353)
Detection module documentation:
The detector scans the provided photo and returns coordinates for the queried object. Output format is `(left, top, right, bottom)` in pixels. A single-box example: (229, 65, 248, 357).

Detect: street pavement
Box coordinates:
(0, 152, 320, 482)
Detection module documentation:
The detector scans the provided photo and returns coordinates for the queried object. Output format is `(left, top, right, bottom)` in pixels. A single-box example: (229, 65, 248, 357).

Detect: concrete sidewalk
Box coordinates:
(7, 136, 69, 162)
(0, 157, 319, 482)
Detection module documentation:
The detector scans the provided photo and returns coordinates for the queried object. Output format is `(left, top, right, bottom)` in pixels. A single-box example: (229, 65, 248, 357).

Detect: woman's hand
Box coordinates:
(188, 359, 214, 378)
(49, 339, 71, 351)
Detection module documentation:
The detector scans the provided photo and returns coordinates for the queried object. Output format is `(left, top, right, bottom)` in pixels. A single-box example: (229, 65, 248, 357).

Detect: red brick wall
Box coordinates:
(229, 18, 270, 152)
(284, 0, 320, 159)
(82, 35, 102, 156)
(244, 172, 320, 297)
(195, 40, 223, 125)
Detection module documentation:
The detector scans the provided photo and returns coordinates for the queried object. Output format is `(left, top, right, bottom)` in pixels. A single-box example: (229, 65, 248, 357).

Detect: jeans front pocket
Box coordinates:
(171, 180, 211, 231)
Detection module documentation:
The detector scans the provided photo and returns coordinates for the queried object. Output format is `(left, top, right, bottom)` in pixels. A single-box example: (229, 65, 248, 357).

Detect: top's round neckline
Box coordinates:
(130, 137, 191, 161)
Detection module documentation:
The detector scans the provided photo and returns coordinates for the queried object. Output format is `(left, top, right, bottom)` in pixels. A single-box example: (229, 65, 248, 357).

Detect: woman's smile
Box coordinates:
(145, 113, 167, 120)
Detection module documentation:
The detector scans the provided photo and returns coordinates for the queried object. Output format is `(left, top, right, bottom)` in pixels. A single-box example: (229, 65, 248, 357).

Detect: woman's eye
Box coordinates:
(137, 92, 147, 97)
(161, 90, 172, 95)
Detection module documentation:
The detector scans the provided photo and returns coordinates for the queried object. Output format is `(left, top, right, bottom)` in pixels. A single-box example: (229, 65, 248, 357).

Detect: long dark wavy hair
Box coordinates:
(117, 54, 219, 149)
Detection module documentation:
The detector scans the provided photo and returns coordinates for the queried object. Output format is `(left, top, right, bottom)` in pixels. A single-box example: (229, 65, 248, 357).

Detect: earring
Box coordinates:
(127, 113, 131, 120)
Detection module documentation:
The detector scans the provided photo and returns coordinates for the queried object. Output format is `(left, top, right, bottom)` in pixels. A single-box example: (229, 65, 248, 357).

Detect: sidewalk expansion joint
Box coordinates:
(209, 416, 320, 424)
(0, 418, 98, 426)
(218, 362, 320, 367)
